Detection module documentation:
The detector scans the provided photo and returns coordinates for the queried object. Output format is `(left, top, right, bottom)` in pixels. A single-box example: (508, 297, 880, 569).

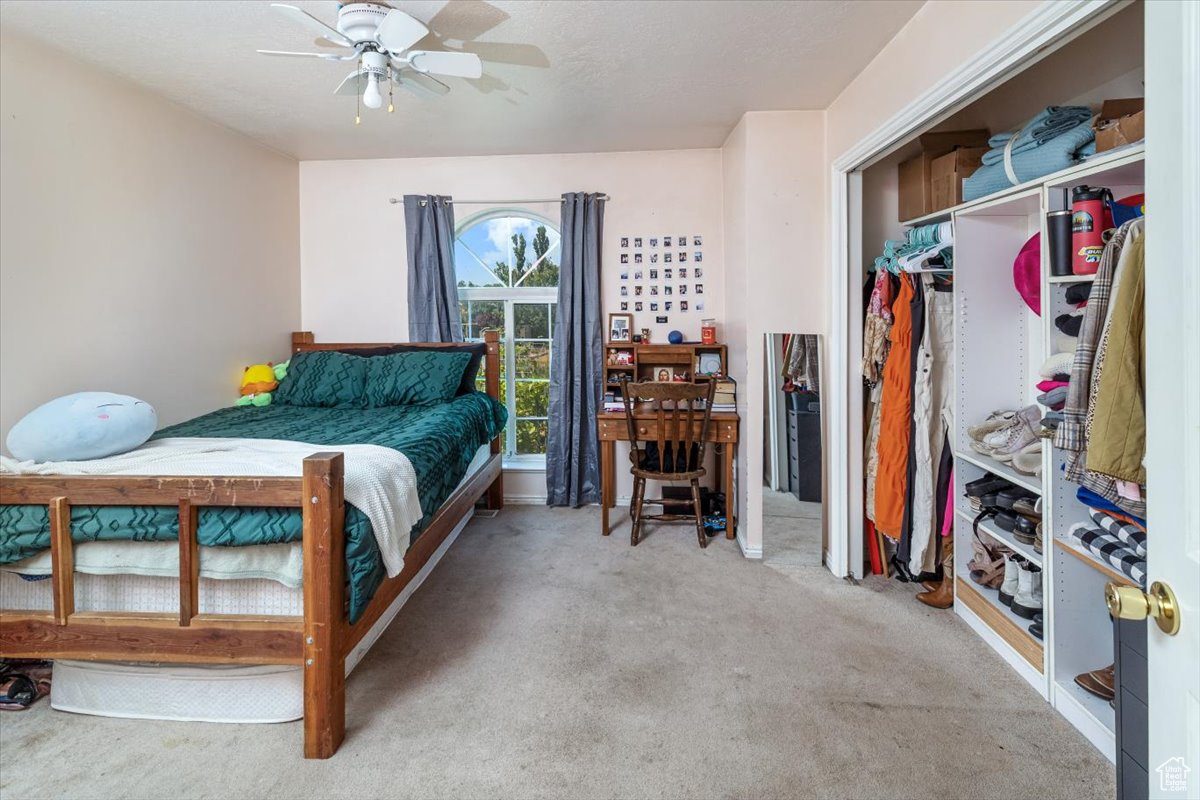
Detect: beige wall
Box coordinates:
(0, 33, 300, 445)
(300, 149, 724, 501)
(722, 111, 826, 555)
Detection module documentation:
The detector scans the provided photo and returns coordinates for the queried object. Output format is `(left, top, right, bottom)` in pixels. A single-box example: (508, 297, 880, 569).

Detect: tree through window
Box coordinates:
(456, 213, 561, 457)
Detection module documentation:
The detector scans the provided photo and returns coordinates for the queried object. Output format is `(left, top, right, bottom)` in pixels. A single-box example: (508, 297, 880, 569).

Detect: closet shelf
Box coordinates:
(1048, 274, 1097, 284)
(1054, 677, 1116, 737)
(956, 509, 1041, 566)
(901, 144, 1145, 228)
(1052, 535, 1137, 587)
(954, 450, 1042, 495)
(955, 575, 1044, 672)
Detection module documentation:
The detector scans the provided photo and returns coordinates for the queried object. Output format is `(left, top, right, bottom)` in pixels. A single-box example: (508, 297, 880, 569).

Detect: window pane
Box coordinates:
(513, 303, 551, 340)
(515, 380, 549, 417)
(464, 300, 504, 338)
(514, 342, 550, 380)
(454, 241, 503, 288)
(516, 419, 548, 455)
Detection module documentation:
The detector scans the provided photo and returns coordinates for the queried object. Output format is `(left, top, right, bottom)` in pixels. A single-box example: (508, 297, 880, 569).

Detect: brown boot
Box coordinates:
(917, 577, 954, 609)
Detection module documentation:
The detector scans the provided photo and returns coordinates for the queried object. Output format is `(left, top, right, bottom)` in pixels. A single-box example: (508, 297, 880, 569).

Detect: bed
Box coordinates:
(0, 330, 504, 758)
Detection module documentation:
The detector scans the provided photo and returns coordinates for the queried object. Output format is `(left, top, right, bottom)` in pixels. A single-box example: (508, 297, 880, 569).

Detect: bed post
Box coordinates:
(302, 453, 346, 759)
(483, 328, 504, 510)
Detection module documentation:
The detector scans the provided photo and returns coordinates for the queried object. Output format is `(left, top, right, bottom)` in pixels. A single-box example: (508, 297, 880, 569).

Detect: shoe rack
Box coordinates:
(936, 146, 1146, 763)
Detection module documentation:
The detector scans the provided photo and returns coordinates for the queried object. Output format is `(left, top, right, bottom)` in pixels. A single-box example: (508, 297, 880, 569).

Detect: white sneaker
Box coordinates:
(998, 556, 1022, 606)
(1012, 563, 1043, 619)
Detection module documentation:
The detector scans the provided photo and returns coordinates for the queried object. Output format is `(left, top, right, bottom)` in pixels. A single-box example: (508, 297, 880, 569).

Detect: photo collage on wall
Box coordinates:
(617, 234, 705, 322)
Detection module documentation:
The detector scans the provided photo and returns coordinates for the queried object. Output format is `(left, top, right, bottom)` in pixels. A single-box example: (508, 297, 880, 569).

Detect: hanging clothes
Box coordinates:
(784, 334, 821, 392)
(897, 277, 927, 564)
(873, 274, 916, 539)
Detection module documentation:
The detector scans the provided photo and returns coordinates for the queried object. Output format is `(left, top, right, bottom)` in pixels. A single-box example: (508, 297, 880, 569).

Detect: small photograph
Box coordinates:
(680, 301, 689, 312)
(634, 253, 643, 264)
(634, 270, 643, 280)
(694, 251, 703, 263)
(695, 283, 704, 294)
(665, 301, 673, 312)
(650, 253, 659, 264)
(679, 267, 688, 279)
(679, 285, 688, 296)
(620, 301, 628, 311)
(649, 237, 658, 248)
(664, 268, 673, 280)
(664, 236, 674, 247)
(634, 301, 643, 312)
(664, 285, 673, 296)
(656, 368, 671, 381)
(650, 285, 659, 296)
(656, 315, 668, 324)
(634, 285, 643, 296)
(649, 269, 658, 280)
(620, 237, 629, 248)
(695, 300, 705, 312)
(664, 253, 673, 263)
(694, 267, 704, 279)
(620, 253, 628, 264)
(633, 237, 643, 248)
(693, 235, 702, 247)
(619, 270, 628, 281)
(679, 251, 688, 262)
(620, 285, 628, 297)
(650, 302, 659, 312)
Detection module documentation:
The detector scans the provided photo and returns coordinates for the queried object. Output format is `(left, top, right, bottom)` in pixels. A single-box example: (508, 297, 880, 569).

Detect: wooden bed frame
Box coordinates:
(0, 330, 503, 758)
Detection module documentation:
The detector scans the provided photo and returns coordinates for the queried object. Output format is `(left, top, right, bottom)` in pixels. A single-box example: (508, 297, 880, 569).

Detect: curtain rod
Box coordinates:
(388, 195, 610, 205)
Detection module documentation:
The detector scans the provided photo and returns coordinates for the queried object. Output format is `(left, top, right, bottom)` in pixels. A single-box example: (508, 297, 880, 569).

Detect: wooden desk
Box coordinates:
(597, 406, 740, 539)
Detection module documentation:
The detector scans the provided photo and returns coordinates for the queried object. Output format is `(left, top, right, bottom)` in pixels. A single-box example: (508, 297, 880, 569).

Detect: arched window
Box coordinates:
(455, 211, 561, 458)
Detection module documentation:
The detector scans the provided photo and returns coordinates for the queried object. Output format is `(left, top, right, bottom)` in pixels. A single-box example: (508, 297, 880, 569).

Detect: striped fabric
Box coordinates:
(1070, 523, 1146, 588)
(1090, 509, 1146, 558)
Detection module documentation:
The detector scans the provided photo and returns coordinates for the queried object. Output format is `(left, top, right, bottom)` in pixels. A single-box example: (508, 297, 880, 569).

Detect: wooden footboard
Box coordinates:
(0, 330, 504, 759)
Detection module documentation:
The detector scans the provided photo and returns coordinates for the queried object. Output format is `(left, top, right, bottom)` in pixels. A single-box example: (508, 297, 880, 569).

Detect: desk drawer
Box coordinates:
(598, 418, 738, 443)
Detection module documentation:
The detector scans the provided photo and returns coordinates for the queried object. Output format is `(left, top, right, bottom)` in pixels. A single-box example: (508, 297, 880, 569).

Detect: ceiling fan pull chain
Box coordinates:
(388, 67, 395, 114)
(355, 57, 363, 126)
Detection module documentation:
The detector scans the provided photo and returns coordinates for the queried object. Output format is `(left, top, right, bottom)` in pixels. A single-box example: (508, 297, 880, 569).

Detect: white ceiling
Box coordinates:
(0, 0, 923, 161)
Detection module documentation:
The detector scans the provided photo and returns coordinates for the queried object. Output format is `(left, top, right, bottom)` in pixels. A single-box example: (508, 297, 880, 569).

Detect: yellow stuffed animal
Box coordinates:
(235, 361, 288, 407)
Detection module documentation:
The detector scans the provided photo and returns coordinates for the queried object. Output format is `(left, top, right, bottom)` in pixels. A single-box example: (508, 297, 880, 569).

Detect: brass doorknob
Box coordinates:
(1106, 581, 1181, 636)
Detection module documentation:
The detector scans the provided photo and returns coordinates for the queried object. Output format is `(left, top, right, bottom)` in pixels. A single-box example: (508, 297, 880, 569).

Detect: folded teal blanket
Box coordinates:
(964, 116, 1095, 202)
(0, 393, 507, 623)
(980, 106, 1093, 165)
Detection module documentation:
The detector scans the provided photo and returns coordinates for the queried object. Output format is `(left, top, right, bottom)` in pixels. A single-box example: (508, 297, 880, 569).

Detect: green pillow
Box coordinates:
(366, 351, 472, 407)
(274, 351, 368, 408)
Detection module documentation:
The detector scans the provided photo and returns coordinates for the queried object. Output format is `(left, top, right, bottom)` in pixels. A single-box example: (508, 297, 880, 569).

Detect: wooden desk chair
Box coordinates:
(619, 378, 716, 548)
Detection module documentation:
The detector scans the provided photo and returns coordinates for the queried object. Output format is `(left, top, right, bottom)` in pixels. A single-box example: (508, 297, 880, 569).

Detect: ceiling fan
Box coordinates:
(257, 2, 483, 119)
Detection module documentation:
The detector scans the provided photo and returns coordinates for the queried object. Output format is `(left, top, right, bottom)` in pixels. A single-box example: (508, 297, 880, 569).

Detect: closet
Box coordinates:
(857, 1, 1147, 779)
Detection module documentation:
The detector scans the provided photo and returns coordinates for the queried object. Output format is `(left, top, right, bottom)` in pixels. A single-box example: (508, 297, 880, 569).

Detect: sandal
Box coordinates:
(0, 659, 52, 711)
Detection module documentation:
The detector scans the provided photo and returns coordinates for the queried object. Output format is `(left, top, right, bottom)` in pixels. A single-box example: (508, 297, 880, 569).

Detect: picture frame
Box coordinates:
(693, 235, 703, 246)
(635, 301, 643, 312)
(694, 251, 703, 263)
(662, 236, 672, 247)
(620, 237, 629, 248)
(633, 237, 643, 248)
(664, 253, 672, 263)
(608, 312, 633, 342)
(620, 253, 628, 264)
(656, 368, 672, 382)
(649, 237, 658, 248)
(679, 251, 687, 262)
(650, 253, 659, 264)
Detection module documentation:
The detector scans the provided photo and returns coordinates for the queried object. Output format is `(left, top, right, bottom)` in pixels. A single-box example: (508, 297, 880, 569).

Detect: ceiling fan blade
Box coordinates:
(396, 68, 451, 97)
(257, 49, 356, 61)
(269, 3, 353, 47)
(405, 50, 483, 79)
(334, 69, 368, 96)
(376, 9, 429, 53)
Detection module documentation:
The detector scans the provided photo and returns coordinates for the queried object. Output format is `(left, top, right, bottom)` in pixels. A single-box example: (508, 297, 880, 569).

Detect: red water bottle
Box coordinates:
(1071, 185, 1113, 275)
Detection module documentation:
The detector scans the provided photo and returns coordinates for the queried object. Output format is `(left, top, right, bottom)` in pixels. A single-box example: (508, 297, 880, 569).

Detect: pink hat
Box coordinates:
(1013, 233, 1041, 315)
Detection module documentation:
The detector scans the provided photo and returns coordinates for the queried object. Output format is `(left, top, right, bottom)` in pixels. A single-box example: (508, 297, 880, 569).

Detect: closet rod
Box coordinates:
(388, 195, 610, 205)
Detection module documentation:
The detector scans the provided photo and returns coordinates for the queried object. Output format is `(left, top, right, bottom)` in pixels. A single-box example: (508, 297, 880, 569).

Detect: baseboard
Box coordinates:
(737, 529, 762, 559)
(503, 494, 548, 505)
(344, 509, 473, 675)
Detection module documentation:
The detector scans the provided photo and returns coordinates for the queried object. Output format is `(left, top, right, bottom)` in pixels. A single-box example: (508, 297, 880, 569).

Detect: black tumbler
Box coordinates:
(1047, 209, 1073, 277)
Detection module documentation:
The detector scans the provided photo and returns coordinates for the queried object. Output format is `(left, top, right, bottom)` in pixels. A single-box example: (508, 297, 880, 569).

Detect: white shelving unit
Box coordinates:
(935, 150, 1146, 764)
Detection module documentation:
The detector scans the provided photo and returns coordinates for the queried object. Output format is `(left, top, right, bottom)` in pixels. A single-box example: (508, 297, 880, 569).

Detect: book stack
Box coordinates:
(603, 390, 625, 412)
(711, 378, 737, 412)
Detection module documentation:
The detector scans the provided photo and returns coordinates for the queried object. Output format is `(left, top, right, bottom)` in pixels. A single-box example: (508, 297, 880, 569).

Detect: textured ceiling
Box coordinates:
(0, 0, 922, 160)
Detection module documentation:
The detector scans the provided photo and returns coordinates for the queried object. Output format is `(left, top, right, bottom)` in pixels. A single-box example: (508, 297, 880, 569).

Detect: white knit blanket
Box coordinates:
(0, 438, 421, 577)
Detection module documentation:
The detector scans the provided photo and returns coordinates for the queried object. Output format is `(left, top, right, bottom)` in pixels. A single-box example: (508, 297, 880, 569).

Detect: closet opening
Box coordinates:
(761, 333, 825, 571)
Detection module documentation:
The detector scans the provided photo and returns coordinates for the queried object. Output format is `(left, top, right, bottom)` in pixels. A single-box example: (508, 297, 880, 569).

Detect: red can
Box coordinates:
(1071, 185, 1113, 275)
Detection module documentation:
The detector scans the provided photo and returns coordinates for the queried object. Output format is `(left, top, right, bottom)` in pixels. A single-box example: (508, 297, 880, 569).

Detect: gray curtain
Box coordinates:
(404, 194, 462, 342)
(547, 192, 606, 507)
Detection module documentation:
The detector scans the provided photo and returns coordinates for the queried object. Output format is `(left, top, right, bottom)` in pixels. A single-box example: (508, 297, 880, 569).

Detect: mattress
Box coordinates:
(0, 445, 491, 723)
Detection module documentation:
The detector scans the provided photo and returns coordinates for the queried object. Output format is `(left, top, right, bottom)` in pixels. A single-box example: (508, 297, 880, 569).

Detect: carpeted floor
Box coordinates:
(0, 506, 1113, 800)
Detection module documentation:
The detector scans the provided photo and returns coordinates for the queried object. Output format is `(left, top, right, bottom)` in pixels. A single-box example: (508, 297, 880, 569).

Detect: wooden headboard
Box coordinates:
(290, 330, 503, 456)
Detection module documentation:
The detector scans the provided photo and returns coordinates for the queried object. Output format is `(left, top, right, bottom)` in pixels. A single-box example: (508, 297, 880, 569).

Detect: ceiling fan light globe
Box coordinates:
(362, 74, 384, 109)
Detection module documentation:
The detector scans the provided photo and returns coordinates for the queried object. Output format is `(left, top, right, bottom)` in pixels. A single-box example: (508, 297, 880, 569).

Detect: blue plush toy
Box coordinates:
(6, 392, 157, 463)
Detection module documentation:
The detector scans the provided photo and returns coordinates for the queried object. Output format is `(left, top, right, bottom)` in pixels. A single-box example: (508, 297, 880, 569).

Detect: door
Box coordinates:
(1144, 2, 1200, 796)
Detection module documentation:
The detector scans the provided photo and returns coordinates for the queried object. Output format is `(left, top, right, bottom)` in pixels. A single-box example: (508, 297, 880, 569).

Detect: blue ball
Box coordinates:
(668, 330, 684, 344)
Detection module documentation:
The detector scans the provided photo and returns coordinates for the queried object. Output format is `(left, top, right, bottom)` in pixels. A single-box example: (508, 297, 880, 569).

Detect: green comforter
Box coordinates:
(0, 393, 506, 622)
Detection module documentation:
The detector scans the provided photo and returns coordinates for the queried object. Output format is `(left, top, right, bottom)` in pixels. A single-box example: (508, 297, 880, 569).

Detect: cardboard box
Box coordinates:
(1094, 98, 1144, 153)
(897, 129, 990, 221)
(930, 146, 989, 211)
